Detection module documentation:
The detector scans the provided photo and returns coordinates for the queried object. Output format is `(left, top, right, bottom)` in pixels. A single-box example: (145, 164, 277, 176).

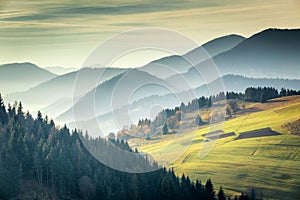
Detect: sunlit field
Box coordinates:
(129, 96, 300, 199)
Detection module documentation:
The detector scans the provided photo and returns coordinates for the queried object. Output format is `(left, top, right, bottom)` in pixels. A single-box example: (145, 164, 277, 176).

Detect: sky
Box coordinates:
(0, 0, 300, 68)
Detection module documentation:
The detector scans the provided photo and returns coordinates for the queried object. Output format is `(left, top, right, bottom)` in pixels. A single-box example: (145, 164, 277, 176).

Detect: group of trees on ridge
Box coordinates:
(245, 87, 300, 103)
(0, 94, 257, 199)
(118, 87, 300, 138)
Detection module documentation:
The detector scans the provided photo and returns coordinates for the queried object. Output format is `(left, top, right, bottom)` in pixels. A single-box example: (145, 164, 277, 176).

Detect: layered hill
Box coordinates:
(61, 75, 300, 136)
(5, 67, 127, 115)
(141, 34, 245, 79)
(167, 28, 300, 88)
(56, 69, 178, 124)
(0, 62, 57, 95)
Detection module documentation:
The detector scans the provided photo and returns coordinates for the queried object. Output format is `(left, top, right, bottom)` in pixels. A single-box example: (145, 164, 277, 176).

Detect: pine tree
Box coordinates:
(162, 123, 168, 135)
(8, 129, 17, 152)
(249, 188, 256, 200)
(160, 174, 174, 200)
(280, 88, 287, 97)
(196, 114, 203, 126)
(205, 178, 216, 200)
(208, 97, 212, 107)
(37, 111, 43, 121)
(218, 186, 226, 200)
(17, 102, 23, 116)
(181, 173, 186, 185)
(0, 93, 8, 125)
(0, 99, 225, 200)
(260, 93, 266, 103)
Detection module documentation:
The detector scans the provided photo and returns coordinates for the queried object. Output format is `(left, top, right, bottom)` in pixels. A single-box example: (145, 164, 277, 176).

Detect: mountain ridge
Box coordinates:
(166, 28, 300, 88)
(4, 67, 128, 113)
(140, 34, 245, 79)
(60, 74, 300, 135)
(0, 62, 57, 95)
(56, 69, 177, 123)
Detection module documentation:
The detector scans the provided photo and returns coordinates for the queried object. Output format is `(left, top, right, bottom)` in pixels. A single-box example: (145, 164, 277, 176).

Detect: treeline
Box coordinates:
(118, 91, 245, 138)
(245, 87, 300, 103)
(118, 87, 300, 138)
(119, 95, 219, 138)
(0, 94, 253, 199)
(141, 91, 246, 131)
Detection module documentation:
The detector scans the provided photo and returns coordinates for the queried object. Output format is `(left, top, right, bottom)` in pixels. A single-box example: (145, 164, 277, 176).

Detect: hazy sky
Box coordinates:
(1, 0, 300, 68)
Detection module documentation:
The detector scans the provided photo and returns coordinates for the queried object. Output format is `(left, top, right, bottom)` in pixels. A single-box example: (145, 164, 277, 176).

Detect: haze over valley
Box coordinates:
(1, 1, 300, 199)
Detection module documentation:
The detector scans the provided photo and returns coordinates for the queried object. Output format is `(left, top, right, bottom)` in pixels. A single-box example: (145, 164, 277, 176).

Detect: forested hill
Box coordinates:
(0, 94, 243, 200)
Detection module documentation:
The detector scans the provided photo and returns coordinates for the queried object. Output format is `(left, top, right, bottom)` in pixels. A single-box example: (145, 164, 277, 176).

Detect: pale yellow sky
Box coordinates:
(0, 0, 299, 68)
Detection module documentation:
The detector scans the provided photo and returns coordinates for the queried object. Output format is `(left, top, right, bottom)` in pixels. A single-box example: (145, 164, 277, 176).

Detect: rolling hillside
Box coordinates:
(68, 75, 300, 136)
(128, 96, 300, 199)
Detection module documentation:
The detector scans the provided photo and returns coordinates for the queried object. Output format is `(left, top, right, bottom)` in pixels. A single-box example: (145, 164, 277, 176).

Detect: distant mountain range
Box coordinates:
(56, 69, 177, 123)
(212, 28, 300, 78)
(166, 28, 300, 88)
(140, 34, 245, 79)
(2, 28, 300, 133)
(59, 74, 300, 135)
(0, 62, 56, 95)
(5, 67, 128, 115)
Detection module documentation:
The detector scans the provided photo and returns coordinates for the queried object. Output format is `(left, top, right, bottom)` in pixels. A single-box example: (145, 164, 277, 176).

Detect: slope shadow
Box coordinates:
(235, 127, 281, 140)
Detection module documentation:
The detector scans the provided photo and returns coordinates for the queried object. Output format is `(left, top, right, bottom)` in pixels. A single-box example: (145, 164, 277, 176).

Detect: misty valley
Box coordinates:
(1, 14, 300, 200)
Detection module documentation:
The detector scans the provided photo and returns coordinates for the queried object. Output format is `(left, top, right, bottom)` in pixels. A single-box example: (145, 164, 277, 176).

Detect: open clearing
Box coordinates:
(129, 96, 300, 199)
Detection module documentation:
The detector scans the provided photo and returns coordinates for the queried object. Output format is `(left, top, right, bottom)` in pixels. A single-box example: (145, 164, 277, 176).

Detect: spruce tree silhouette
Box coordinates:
(218, 186, 226, 200)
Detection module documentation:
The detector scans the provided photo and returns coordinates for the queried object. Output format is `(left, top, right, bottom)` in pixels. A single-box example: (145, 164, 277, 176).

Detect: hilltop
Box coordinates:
(0, 62, 56, 95)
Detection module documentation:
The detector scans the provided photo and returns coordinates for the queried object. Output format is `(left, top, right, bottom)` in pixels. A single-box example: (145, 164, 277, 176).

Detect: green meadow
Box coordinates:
(129, 96, 300, 199)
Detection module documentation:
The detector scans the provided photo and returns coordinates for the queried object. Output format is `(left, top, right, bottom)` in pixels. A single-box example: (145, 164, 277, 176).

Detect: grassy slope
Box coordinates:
(129, 96, 300, 199)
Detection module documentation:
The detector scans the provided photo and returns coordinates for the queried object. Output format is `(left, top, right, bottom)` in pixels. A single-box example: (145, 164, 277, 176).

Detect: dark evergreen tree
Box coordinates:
(0, 94, 8, 125)
(162, 123, 168, 135)
(208, 97, 212, 107)
(238, 192, 250, 200)
(205, 178, 216, 200)
(249, 188, 256, 200)
(245, 87, 278, 102)
(0, 97, 260, 200)
(218, 186, 226, 200)
(280, 88, 287, 97)
(196, 114, 203, 126)
(260, 93, 266, 103)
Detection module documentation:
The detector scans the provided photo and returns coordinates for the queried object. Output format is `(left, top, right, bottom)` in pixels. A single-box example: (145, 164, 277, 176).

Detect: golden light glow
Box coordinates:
(0, 0, 299, 68)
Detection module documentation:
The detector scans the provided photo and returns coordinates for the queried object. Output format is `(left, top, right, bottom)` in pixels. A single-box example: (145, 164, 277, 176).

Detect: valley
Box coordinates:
(1, 27, 300, 199)
(1, 0, 300, 199)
